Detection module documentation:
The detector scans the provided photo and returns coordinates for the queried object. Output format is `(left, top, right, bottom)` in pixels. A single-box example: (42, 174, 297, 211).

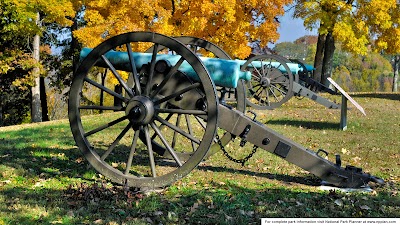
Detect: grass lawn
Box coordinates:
(0, 93, 399, 224)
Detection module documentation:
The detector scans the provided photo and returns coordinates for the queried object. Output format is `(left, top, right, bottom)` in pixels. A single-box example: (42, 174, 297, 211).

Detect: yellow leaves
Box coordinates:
(74, 0, 290, 59)
(38, 0, 75, 26)
(333, 21, 369, 55)
(297, 0, 400, 54)
(106, 71, 129, 86)
(85, 10, 105, 26)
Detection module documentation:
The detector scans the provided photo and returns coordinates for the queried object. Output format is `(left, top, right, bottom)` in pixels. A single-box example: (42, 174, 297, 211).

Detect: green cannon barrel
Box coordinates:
(80, 48, 314, 88)
(80, 48, 251, 88)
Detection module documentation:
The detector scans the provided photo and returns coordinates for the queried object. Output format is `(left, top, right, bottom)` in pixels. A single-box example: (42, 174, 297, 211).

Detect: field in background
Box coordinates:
(0, 93, 399, 224)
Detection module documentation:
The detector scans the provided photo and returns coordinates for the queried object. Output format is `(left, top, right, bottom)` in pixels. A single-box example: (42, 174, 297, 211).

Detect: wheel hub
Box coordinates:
(260, 77, 271, 87)
(125, 96, 155, 125)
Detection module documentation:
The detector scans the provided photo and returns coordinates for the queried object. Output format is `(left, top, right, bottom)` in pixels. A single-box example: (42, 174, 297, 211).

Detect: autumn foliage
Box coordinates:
(73, 0, 292, 59)
(294, 0, 400, 55)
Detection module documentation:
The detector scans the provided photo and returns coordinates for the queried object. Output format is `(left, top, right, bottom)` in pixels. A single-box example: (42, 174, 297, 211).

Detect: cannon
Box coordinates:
(69, 32, 383, 189)
(243, 55, 341, 110)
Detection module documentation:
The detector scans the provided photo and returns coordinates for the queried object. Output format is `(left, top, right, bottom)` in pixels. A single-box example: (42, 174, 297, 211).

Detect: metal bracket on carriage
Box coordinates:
(239, 124, 251, 147)
(314, 149, 385, 188)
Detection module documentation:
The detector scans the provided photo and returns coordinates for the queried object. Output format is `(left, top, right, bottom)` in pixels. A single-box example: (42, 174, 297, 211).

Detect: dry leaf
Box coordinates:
(154, 211, 163, 216)
(296, 201, 304, 206)
(93, 219, 103, 224)
(224, 213, 233, 221)
(190, 202, 199, 214)
(334, 199, 343, 206)
(360, 205, 371, 210)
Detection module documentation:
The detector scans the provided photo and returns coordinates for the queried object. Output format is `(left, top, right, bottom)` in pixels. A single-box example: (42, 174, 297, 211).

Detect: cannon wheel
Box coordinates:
(145, 36, 246, 159)
(146, 36, 246, 111)
(242, 54, 294, 110)
(69, 32, 218, 188)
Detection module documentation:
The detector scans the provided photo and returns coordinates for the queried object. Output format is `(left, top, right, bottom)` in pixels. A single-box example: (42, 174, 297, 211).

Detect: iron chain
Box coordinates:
(215, 133, 258, 166)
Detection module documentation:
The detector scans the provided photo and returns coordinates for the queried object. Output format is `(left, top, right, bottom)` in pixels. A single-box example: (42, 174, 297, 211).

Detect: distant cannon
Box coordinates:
(243, 54, 340, 110)
(69, 32, 383, 189)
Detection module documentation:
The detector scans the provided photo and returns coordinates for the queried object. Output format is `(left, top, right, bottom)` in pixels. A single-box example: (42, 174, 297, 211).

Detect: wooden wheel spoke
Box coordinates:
(265, 88, 271, 106)
(126, 43, 142, 95)
(270, 73, 286, 80)
(145, 43, 159, 96)
(194, 116, 218, 143)
(143, 126, 157, 177)
(124, 130, 141, 175)
(271, 84, 287, 96)
(84, 115, 128, 137)
(172, 114, 182, 148)
(155, 115, 201, 145)
(79, 105, 124, 111)
(271, 80, 289, 85)
(150, 122, 183, 167)
(154, 83, 201, 105)
(259, 89, 271, 105)
(157, 108, 206, 115)
(101, 122, 132, 161)
(194, 116, 207, 130)
(150, 57, 185, 98)
(151, 113, 173, 140)
(84, 77, 129, 103)
(268, 86, 282, 102)
(252, 86, 263, 98)
(185, 115, 196, 152)
(250, 62, 263, 78)
(251, 73, 261, 81)
(101, 55, 134, 97)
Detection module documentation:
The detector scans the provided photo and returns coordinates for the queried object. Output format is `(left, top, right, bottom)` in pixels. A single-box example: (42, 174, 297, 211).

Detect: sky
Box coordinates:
(274, 8, 318, 44)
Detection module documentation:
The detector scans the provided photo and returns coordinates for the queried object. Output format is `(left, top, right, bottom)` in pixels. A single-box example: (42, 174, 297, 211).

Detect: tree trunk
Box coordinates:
(321, 32, 335, 86)
(40, 77, 49, 121)
(393, 55, 399, 92)
(0, 96, 3, 127)
(313, 33, 326, 84)
(71, 13, 81, 73)
(31, 12, 42, 123)
(99, 69, 107, 114)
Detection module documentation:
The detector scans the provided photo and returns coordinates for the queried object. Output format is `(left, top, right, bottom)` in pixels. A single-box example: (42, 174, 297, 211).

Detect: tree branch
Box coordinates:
(171, 0, 175, 15)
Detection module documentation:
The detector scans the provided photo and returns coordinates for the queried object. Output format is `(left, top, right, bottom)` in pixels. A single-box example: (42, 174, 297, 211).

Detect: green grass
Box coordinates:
(0, 94, 399, 224)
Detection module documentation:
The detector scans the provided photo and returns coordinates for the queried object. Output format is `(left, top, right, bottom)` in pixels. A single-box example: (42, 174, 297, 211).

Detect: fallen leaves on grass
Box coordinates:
(64, 182, 142, 208)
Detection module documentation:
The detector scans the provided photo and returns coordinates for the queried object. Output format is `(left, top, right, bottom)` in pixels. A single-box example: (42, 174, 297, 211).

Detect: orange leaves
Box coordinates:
(74, 0, 291, 59)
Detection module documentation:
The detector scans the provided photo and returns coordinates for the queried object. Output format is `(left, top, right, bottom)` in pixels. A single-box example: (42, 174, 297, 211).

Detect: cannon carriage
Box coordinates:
(69, 32, 383, 189)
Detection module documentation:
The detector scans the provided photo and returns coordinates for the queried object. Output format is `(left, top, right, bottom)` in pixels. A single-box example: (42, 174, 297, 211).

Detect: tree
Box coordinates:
(0, 0, 75, 125)
(273, 35, 317, 62)
(294, 0, 399, 87)
(331, 48, 393, 92)
(32, 12, 42, 122)
(73, 0, 292, 59)
(273, 42, 307, 59)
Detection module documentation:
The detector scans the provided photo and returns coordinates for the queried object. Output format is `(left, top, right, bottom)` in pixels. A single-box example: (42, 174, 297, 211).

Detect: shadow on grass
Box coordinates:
(266, 119, 339, 130)
(0, 123, 93, 182)
(1, 122, 399, 224)
(1, 180, 399, 225)
(197, 165, 320, 187)
(351, 93, 400, 101)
